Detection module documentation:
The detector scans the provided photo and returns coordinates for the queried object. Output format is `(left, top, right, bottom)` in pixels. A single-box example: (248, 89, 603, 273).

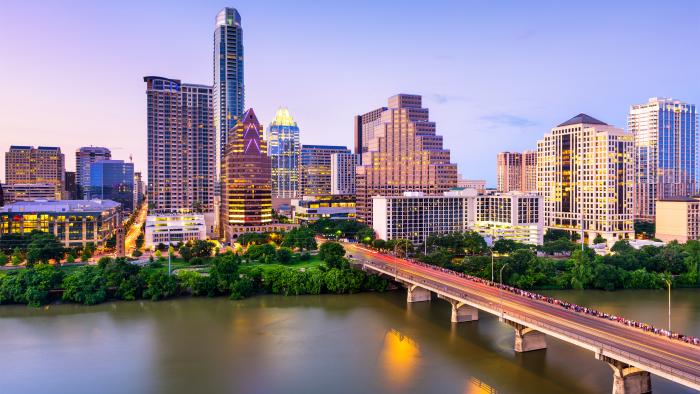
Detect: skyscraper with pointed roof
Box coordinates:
(221, 108, 272, 238)
(537, 114, 634, 245)
(267, 107, 301, 199)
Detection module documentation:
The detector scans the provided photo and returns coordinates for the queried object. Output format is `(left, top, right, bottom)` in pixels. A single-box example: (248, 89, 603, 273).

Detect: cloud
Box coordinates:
(432, 94, 470, 104)
(480, 113, 538, 128)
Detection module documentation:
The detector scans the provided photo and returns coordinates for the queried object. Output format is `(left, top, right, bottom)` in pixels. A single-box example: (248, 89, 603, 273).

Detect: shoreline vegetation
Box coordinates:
(0, 219, 698, 308)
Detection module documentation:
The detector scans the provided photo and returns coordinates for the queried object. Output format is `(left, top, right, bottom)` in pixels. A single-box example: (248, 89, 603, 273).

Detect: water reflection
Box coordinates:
(380, 329, 420, 388)
(465, 377, 497, 394)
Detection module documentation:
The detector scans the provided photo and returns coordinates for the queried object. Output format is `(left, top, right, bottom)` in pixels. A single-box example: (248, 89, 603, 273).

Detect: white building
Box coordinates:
(291, 195, 356, 223)
(473, 192, 543, 245)
(144, 213, 207, 249)
(331, 153, 360, 195)
(537, 114, 634, 246)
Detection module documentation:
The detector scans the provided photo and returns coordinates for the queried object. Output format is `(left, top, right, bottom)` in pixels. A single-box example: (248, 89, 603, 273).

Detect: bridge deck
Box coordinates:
(344, 243, 700, 391)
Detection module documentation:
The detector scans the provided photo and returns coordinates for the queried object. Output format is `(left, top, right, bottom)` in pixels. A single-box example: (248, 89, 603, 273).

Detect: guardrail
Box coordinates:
(361, 259, 700, 387)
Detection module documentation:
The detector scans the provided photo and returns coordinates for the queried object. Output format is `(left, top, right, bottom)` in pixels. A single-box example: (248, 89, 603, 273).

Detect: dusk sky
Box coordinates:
(1, 0, 698, 185)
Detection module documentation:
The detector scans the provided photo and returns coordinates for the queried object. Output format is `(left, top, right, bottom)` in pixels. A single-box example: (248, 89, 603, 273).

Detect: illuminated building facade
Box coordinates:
(301, 145, 350, 196)
(354, 106, 387, 158)
(290, 195, 356, 223)
(0, 199, 121, 248)
(144, 213, 207, 249)
(331, 152, 360, 195)
(473, 192, 543, 245)
(5, 146, 64, 199)
(497, 152, 522, 192)
(537, 114, 634, 245)
(457, 178, 486, 194)
(2, 183, 59, 204)
(629, 98, 697, 221)
(267, 107, 301, 199)
(89, 160, 135, 211)
(221, 108, 272, 238)
(144, 76, 215, 212)
(356, 94, 458, 226)
(656, 197, 700, 243)
(522, 150, 537, 192)
(76, 147, 111, 199)
(214, 7, 245, 176)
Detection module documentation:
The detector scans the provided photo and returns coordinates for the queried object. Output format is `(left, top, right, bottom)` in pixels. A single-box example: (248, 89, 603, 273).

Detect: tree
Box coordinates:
(25, 232, 65, 265)
(372, 239, 387, 250)
(544, 229, 572, 242)
(657, 241, 686, 274)
(611, 240, 633, 255)
(179, 246, 192, 262)
(592, 234, 606, 245)
(683, 240, 700, 284)
(245, 244, 276, 261)
(356, 227, 376, 244)
(62, 266, 107, 305)
(319, 242, 346, 268)
(276, 247, 293, 264)
(11, 248, 23, 265)
(191, 240, 215, 258)
(135, 233, 145, 249)
(634, 221, 655, 239)
(143, 271, 179, 301)
(237, 232, 269, 247)
(0, 251, 8, 266)
(209, 252, 242, 293)
(282, 227, 317, 251)
(463, 232, 487, 255)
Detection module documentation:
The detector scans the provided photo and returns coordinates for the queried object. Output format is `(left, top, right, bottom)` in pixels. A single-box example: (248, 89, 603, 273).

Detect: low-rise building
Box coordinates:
(457, 179, 486, 194)
(2, 183, 59, 204)
(0, 199, 121, 248)
(656, 197, 700, 243)
(291, 195, 356, 223)
(372, 190, 544, 246)
(144, 213, 208, 249)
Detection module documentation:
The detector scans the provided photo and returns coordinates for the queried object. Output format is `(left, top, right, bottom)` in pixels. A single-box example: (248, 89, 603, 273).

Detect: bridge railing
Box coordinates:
(362, 260, 700, 385)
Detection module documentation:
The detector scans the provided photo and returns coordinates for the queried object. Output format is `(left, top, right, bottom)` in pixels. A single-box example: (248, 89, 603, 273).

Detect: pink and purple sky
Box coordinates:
(1, 0, 698, 185)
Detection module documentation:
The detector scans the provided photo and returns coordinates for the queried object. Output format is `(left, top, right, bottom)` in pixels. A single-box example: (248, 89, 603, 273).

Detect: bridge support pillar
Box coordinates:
(406, 285, 431, 303)
(505, 321, 546, 352)
(451, 301, 478, 323)
(596, 354, 651, 394)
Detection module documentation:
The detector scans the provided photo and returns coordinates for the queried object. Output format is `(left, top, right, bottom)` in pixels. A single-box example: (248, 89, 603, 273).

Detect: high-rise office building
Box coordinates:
(537, 114, 634, 245)
(267, 107, 301, 199)
(354, 106, 388, 159)
(497, 152, 523, 192)
(522, 150, 537, 192)
(89, 160, 135, 211)
(356, 94, 458, 225)
(76, 147, 111, 199)
(214, 7, 245, 177)
(301, 145, 350, 196)
(629, 98, 697, 221)
(331, 152, 360, 195)
(144, 76, 215, 212)
(64, 171, 77, 199)
(134, 171, 144, 207)
(5, 146, 64, 199)
(221, 108, 272, 237)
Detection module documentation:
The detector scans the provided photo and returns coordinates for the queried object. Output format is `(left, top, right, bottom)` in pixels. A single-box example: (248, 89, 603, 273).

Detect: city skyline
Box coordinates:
(2, 1, 698, 185)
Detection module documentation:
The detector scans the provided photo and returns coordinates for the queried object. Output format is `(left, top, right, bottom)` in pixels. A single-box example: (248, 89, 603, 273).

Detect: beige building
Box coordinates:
(457, 178, 486, 193)
(5, 146, 64, 198)
(656, 197, 700, 243)
(522, 150, 537, 192)
(497, 150, 536, 192)
(2, 183, 59, 203)
(356, 94, 458, 226)
(537, 114, 634, 245)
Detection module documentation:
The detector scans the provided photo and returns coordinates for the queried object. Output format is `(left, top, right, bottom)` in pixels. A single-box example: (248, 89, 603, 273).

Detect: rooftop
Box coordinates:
(0, 199, 121, 213)
(557, 113, 608, 127)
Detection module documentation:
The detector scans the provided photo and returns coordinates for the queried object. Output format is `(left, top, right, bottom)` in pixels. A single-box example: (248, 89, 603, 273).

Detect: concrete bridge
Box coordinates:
(344, 242, 700, 394)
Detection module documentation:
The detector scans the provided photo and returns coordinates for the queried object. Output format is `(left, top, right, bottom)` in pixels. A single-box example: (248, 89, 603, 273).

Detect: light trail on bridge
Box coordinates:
(342, 242, 700, 392)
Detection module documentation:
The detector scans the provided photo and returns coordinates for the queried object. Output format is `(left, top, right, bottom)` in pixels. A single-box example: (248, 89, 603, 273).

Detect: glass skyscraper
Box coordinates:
(267, 107, 301, 199)
(76, 147, 111, 199)
(629, 98, 697, 221)
(214, 7, 244, 178)
(89, 160, 134, 211)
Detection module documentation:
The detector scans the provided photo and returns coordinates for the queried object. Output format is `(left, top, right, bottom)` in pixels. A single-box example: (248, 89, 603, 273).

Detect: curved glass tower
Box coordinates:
(267, 108, 301, 199)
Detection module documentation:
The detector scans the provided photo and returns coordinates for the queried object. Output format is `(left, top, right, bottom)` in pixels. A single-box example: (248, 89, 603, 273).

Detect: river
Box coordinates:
(1, 289, 698, 394)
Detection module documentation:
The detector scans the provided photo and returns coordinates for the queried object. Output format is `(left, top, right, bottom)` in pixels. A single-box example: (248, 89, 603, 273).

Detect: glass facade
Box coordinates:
(267, 108, 301, 199)
(301, 145, 350, 197)
(75, 147, 111, 199)
(89, 160, 134, 211)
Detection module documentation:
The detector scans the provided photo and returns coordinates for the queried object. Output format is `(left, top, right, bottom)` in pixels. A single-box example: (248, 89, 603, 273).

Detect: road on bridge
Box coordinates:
(343, 242, 700, 390)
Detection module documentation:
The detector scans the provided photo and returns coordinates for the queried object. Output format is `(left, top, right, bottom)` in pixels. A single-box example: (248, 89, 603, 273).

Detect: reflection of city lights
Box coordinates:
(465, 377, 497, 394)
(380, 329, 420, 388)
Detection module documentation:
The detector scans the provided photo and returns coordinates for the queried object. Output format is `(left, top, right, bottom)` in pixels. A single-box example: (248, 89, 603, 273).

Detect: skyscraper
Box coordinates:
(537, 114, 634, 245)
(76, 147, 111, 199)
(221, 108, 272, 237)
(89, 160, 135, 211)
(355, 94, 458, 225)
(497, 152, 523, 192)
(354, 106, 387, 159)
(522, 150, 537, 192)
(144, 76, 215, 212)
(331, 152, 360, 195)
(629, 98, 697, 221)
(301, 145, 350, 197)
(267, 107, 301, 199)
(214, 7, 244, 177)
(5, 146, 64, 199)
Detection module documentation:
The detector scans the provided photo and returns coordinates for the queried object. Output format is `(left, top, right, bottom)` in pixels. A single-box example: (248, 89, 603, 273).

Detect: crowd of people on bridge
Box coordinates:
(358, 246, 700, 347)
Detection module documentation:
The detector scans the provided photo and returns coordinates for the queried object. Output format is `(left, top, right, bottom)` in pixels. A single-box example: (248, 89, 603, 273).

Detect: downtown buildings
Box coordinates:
(629, 98, 697, 221)
(537, 114, 634, 245)
(5, 146, 65, 199)
(496, 150, 536, 192)
(355, 94, 458, 225)
(301, 145, 350, 196)
(144, 76, 215, 213)
(76, 146, 111, 199)
(267, 107, 301, 200)
(89, 160, 135, 211)
(331, 152, 360, 195)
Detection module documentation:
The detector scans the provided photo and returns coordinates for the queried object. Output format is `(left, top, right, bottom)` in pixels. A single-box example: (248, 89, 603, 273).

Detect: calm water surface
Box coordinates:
(1, 289, 698, 394)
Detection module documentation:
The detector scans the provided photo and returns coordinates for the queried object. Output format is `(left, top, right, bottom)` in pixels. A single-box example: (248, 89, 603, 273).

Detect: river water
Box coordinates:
(0, 289, 698, 394)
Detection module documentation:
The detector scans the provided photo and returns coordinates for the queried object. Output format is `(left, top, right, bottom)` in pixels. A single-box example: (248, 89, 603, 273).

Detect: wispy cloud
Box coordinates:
(432, 94, 470, 104)
(480, 113, 538, 128)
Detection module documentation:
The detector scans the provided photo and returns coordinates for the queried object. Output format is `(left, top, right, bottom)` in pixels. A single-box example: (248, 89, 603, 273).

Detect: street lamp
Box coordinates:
(664, 278, 672, 333)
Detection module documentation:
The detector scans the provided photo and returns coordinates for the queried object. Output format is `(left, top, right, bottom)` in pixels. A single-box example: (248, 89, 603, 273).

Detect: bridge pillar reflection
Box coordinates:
(505, 321, 547, 352)
(597, 354, 652, 394)
(406, 285, 431, 303)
